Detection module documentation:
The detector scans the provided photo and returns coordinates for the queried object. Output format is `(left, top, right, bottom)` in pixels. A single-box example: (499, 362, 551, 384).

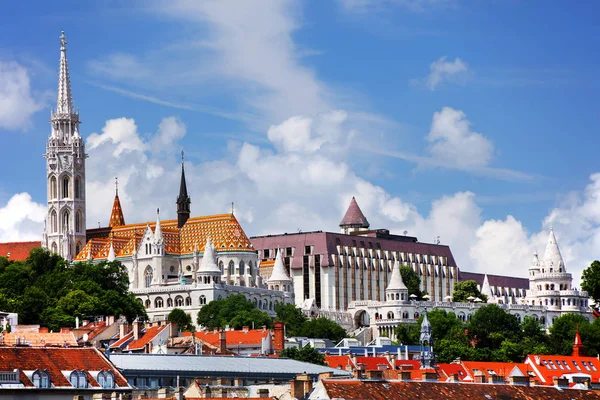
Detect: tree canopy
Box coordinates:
(452, 280, 488, 303)
(301, 317, 347, 343)
(280, 346, 325, 365)
(275, 302, 308, 337)
(168, 308, 194, 332)
(0, 248, 146, 331)
(196, 294, 273, 330)
(400, 266, 424, 299)
(582, 260, 600, 304)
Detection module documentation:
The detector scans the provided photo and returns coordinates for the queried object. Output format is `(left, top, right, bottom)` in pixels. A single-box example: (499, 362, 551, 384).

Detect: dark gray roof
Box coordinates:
(109, 354, 351, 380)
(459, 271, 529, 290)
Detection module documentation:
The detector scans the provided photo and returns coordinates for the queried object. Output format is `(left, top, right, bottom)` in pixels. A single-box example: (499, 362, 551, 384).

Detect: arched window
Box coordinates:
(62, 210, 70, 232)
(219, 261, 224, 273)
(248, 261, 253, 275)
(175, 296, 184, 307)
(185, 297, 192, 306)
(229, 260, 235, 275)
(50, 210, 57, 233)
(155, 297, 164, 308)
(145, 266, 153, 288)
(200, 295, 206, 305)
(145, 299, 151, 308)
(239, 261, 245, 276)
(75, 177, 81, 199)
(51, 242, 58, 253)
(62, 177, 70, 199)
(32, 370, 50, 388)
(69, 371, 87, 388)
(97, 371, 114, 389)
(50, 176, 57, 199)
(167, 298, 173, 307)
(75, 211, 81, 233)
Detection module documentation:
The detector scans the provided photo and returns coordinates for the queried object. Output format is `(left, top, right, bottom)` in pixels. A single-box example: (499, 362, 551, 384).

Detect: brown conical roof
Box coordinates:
(339, 197, 369, 228)
(108, 193, 125, 228)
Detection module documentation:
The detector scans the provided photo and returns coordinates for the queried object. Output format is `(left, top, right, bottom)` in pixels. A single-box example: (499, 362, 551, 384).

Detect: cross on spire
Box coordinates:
(115, 177, 118, 195)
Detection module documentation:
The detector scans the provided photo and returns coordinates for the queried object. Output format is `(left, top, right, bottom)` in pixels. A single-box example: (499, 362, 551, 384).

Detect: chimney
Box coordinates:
(105, 315, 115, 326)
(273, 322, 285, 354)
(449, 374, 459, 383)
(219, 329, 227, 354)
(400, 371, 412, 381)
(422, 371, 438, 382)
(257, 388, 270, 398)
(488, 375, 505, 384)
(132, 319, 140, 341)
(242, 326, 250, 333)
(170, 322, 179, 338)
(60, 327, 70, 334)
(38, 327, 49, 333)
(509, 376, 530, 386)
(553, 377, 569, 388)
(120, 322, 131, 339)
(365, 370, 383, 380)
(290, 374, 313, 399)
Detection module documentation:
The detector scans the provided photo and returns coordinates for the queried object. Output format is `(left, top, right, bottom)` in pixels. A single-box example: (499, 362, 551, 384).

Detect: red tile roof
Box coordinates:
(525, 354, 600, 385)
(0, 347, 129, 388)
(324, 355, 354, 370)
(183, 328, 270, 346)
(0, 241, 39, 261)
(319, 379, 600, 400)
(355, 356, 392, 371)
(461, 361, 528, 382)
(436, 363, 470, 381)
(3, 331, 78, 347)
(111, 325, 169, 351)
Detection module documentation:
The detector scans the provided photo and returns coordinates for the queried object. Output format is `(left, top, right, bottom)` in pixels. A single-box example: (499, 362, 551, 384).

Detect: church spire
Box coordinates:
(177, 150, 191, 228)
(56, 31, 74, 117)
(109, 177, 125, 227)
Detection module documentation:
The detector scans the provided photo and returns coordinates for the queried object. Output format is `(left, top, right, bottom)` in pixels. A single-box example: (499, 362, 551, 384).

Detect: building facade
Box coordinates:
(251, 197, 459, 311)
(347, 228, 591, 339)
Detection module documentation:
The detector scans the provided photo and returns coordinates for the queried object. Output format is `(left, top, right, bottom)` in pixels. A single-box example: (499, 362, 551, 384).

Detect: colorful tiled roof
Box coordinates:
(0, 347, 129, 388)
(0, 241, 39, 261)
(182, 328, 270, 347)
(339, 197, 370, 228)
(109, 193, 125, 227)
(75, 213, 255, 261)
(318, 379, 600, 400)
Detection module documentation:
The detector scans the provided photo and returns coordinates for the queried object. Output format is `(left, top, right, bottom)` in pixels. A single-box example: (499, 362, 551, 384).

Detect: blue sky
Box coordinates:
(1, 0, 599, 281)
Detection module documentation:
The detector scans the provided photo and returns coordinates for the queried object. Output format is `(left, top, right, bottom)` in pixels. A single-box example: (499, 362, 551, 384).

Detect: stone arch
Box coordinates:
(167, 297, 173, 307)
(144, 266, 153, 288)
(155, 297, 164, 308)
(175, 296, 184, 307)
(74, 177, 81, 199)
(228, 260, 235, 275)
(354, 310, 370, 329)
(239, 260, 245, 275)
(75, 210, 82, 233)
(199, 295, 206, 305)
(62, 176, 70, 199)
(50, 209, 58, 233)
(50, 176, 57, 199)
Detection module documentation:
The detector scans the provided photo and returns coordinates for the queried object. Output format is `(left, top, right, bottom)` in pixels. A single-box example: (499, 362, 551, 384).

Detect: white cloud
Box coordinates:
(0, 193, 46, 242)
(0, 59, 43, 131)
(87, 117, 147, 157)
(424, 56, 469, 91)
(426, 106, 494, 169)
(338, 0, 455, 13)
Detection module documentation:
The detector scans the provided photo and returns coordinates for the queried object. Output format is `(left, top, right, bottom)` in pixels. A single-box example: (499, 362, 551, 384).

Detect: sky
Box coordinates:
(1, 0, 599, 285)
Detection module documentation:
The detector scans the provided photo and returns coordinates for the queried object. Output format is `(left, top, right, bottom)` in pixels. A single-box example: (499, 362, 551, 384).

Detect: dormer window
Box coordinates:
(97, 370, 115, 389)
(69, 370, 87, 388)
(32, 370, 50, 388)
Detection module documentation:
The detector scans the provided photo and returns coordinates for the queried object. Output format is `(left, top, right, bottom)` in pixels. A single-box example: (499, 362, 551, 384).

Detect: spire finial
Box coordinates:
(231, 202, 234, 215)
(181, 150, 185, 164)
(60, 31, 67, 51)
(157, 208, 160, 215)
(115, 177, 119, 195)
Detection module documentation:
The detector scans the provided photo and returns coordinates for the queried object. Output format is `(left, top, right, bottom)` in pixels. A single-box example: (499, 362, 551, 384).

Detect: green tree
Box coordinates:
(452, 280, 488, 303)
(275, 303, 307, 337)
(468, 304, 519, 349)
(280, 346, 325, 365)
(196, 294, 273, 330)
(548, 313, 600, 356)
(400, 266, 424, 299)
(168, 308, 194, 332)
(394, 323, 419, 346)
(301, 317, 347, 343)
(582, 260, 600, 304)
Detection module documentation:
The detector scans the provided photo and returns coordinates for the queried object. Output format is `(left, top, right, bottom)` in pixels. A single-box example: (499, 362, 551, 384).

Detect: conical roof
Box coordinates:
(386, 259, 408, 292)
(268, 249, 291, 283)
(339, 197, 370, 228)
(199, 237, 221, 274)
(154, 209, 163, 242)
(420, 312, 431, 334)
(543, 227, 565, 271)
(529, 251, 540, 269)
(107, 241, 116, 262)
(480, 274, 493, 300)
(109, 188, 125, 228)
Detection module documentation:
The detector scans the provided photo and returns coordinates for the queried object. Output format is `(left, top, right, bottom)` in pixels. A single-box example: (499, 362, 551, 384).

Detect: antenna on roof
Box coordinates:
(435, 236, 440, 245)
(403, 230, 408, 236)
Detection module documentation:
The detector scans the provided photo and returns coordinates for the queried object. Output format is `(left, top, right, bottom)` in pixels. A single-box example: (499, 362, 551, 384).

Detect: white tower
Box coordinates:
(43, 31, 87, 260)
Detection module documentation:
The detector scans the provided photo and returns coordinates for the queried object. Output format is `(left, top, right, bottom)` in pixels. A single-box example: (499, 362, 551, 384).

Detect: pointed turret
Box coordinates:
(177, 151, 191, 228)
(386, 259, 408, 301)
(107, 241, 116, 262)
(339, 197, 370, 234)
(573, 329, 584, 357)
(268, 249, 293, 293)
(154, 208, 163, 243)
(109, 178, 125, 227)
(480, 274, 494, 302)
(198, 237, 221, 284)
(56, 31, 74, 117)
(419, 311, 435, 369)
(543, 227, 566, 272)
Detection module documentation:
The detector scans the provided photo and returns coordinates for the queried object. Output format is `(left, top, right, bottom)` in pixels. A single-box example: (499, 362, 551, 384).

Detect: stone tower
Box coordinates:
(43, 32, 87, 261)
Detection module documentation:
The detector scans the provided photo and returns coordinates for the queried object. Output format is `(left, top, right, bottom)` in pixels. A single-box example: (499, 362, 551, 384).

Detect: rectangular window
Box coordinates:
(263, 249, 270, 258)
(315, 255, 321, 308)
(286, 247, 293, 256)
(303, 255, 310, 300)
(305, 245, 312, 254)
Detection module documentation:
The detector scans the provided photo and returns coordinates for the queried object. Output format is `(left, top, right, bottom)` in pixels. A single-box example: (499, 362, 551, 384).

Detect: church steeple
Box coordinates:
(177, 151, 191, 228)
(44, 31, 86, 261)
(109, 177, 125, 227)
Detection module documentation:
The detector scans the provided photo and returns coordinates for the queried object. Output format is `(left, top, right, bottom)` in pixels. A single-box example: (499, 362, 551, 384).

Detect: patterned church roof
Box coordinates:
(74, 213, 255, 261)
(109, 193, 125, 227)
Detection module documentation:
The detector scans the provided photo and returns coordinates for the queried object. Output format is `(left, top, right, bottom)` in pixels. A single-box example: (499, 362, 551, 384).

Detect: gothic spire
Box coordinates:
(154, 208, 163, 243)
(56, 31, 74, 116)
(177, 151, 191, 228)
(109, 177, 125, 227)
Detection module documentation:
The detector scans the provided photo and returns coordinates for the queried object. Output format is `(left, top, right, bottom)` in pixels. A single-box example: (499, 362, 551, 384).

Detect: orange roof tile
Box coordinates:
(183, 328, 270, 347)
(3, 331, 78, 347)
(0, 241, 39, 261)
(355, 356, 392, 371)
(525, 354, 600, 385)
(461, 361, 528, 382)
(0, 347, 128, 388)
(325, 355, 354, 370)
(111, 325, 169, 351)
(75, 213, 255, 261)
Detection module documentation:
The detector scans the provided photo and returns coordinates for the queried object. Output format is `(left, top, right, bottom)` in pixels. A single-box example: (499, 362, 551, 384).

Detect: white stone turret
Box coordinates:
(542, 227, 565, 273)
(153, 208, 164, 256)
(198, 237, 221, 284)
(386, 259, 408, 302)
(268, 249, 292, 293)
(107, 240, 116, 262)
(480, 274, 494, 303)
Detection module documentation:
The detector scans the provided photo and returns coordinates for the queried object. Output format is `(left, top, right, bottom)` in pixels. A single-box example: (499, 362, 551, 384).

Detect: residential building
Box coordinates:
(0, 242, 39, 261)
(182, 325, 275, 356)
